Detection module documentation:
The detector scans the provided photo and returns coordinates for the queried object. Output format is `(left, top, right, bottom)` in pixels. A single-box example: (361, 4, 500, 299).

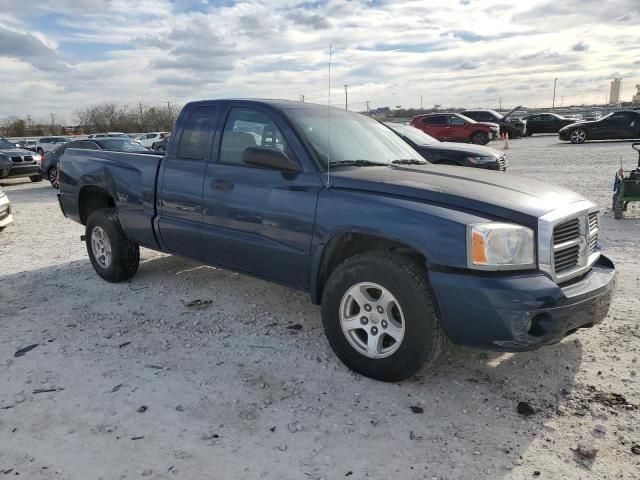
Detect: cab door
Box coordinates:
(157, 106, 219, 257)
(200, 105, 322, 288)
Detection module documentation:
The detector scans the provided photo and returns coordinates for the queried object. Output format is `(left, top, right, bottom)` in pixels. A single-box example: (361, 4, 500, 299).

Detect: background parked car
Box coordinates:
(0, 136, 42, 182)
(41, 137, 150, 188)
(0, 186, 13, 230)
(410, 113, 499, 145)
(87, 132, 128, 139)
(559, 110, 640, 144)
(35, 136, 70, 155)
(135, 132, 169, 148)
(385, 122, 507, 171)
(524, 113, 575, 135)
(152, 134, 171, 152)
(584, 111, 603, 121)
(16, 139, 38, 152)
(462, 106, 526, 138)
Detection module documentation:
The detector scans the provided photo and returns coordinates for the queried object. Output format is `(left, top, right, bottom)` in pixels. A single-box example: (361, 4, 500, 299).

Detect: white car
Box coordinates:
(135, 132, 169, 148)
(0, 186, 13, 231)
(35, 136, 71, 154)
(87, 132, 128, 139)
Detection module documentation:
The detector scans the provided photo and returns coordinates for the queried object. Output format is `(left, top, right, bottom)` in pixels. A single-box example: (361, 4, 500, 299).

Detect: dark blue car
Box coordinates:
(57, 100, 616, 381)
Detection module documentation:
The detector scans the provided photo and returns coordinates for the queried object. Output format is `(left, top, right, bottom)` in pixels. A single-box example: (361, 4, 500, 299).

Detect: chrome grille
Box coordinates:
(10, 156, 22, 163)
(555, 245, 580, 272)
(553, 218, 580, 244)
(539, 201, 601, 283)
(588, 212, 599, 254)
(497, 155, 507, 171)
(553, 218, 582, 273)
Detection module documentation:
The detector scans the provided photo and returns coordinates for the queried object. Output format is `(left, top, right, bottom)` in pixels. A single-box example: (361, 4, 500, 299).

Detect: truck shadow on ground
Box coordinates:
(1, 253, 587, 478)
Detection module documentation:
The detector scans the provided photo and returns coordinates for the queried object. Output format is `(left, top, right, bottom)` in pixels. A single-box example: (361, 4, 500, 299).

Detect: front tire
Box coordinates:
(48, 166, 58, 188)
(471, 131, 489, 145)
(85, 208, 140, 282)
(36, 148, 44, 155)
(321, 252, 446, 382)
(570, 128, 587, 144)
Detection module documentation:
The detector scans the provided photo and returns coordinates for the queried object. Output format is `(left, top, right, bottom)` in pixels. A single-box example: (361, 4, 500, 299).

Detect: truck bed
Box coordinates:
(58, 148, 163, 248)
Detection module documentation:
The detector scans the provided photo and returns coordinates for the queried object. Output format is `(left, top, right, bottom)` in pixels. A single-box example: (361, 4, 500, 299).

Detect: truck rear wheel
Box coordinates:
(321, 252, 446, 381)
(85, 208, 140, 282)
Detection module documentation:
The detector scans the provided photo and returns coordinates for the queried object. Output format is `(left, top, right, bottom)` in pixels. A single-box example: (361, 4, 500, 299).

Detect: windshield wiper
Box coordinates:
(391, 158, 429, 165)
(330, 159, 388, 167)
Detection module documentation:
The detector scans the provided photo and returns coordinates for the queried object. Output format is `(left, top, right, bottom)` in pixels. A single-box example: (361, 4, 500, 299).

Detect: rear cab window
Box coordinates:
(177, 107, 218, 160)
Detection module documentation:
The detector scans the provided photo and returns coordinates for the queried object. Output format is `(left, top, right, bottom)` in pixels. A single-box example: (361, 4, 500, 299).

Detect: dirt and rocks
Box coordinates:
(0, 135, 639, 479)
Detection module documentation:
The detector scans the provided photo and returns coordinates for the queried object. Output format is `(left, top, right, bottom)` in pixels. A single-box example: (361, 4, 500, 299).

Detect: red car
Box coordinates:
(410, 113, 500, 145)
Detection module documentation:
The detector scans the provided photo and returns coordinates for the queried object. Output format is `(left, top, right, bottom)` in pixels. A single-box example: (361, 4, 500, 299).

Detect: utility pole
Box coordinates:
(166, 101, 171, 113)
(366, 101, 370, 113)
(499, 97, 502, 110)
(300, 94, 305, 102)
(552, 78, 558, 110)
(561, 96, 564, 107)
(420, 95, 423, 110)
(344, 84, 349, 110)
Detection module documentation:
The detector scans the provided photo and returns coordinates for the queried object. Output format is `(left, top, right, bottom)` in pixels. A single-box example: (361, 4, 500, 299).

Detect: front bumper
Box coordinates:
(430, 255, 616, 351)
(0, 163, 40, 179)
(558, 130, 571, 141)
(0, 194, 13, 228)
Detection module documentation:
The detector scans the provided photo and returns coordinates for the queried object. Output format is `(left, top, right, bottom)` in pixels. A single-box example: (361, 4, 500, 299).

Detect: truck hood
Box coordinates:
(329, 165, 586, 223)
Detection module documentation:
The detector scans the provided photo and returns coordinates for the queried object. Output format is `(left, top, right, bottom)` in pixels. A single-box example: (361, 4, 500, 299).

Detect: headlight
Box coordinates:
(467, 155, 496, 165)
(33, 153, 41, 163)
(467, 223, 535, 270)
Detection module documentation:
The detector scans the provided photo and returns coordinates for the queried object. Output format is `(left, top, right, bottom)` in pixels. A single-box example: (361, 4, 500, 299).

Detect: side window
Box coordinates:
(423, 116, 446, 125)
(449, 116, 465, 126)
(219, 107, 288, 165)
(41, 138, 51, 144)
(177, 107, 217, 160)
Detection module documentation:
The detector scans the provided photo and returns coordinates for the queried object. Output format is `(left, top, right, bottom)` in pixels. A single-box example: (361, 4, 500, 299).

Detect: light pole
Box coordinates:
(344, 85, 349, 110)
(552, 78, 558, 110)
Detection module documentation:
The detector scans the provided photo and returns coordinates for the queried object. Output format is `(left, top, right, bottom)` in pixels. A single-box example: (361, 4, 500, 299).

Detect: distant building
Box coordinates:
(633, 84, 640, 105)
(609, 78, 622, 105)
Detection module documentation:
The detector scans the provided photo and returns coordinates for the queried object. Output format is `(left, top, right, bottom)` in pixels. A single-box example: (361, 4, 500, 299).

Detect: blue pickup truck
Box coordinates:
(58, 99, 616, 381)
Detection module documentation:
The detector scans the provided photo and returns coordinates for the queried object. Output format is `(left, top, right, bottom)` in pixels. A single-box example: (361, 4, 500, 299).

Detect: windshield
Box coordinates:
(285, 107, 423, 168)
(0, 137, 16, 149)
(96, 139, 148, 152)
(385, 122, 439, 146)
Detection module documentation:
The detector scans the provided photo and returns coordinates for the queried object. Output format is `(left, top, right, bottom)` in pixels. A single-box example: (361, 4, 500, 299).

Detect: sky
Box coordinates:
(0, 0, 639, 123)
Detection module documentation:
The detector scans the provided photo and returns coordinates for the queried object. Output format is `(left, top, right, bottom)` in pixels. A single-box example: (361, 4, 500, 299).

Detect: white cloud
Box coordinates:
(0, 0, 638, 121)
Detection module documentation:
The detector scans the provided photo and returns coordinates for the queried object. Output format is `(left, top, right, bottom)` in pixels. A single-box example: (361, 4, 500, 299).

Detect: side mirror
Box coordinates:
(243, 146, 300, 172)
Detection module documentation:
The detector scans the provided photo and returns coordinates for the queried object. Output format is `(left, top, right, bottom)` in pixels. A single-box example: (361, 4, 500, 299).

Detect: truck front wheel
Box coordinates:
(85, 208, 140, 282)
(321, 252, 446, 381)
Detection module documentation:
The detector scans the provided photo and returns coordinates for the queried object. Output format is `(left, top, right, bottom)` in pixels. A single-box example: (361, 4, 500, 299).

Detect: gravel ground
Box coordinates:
(0, 135, 639, 479)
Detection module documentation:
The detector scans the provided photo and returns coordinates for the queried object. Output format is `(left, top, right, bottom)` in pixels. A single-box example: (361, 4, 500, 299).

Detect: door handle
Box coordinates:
(211, 179, 234, 191)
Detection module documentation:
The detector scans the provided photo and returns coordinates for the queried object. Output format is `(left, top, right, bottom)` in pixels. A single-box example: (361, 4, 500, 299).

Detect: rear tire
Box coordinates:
(613, 194, 624, 219)
(471, 131, 488, 145)
(321, 252, 446, 382)
(85, 208, 140, 282)
(29, 175, 43, 182)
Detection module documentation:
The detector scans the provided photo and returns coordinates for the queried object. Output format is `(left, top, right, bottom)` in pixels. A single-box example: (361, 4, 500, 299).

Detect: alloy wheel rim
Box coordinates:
(49, 168, 57, 185)
(339, 282, 405, 359)
(571, 130, 585, 142)
(91, 226, 112, 269)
